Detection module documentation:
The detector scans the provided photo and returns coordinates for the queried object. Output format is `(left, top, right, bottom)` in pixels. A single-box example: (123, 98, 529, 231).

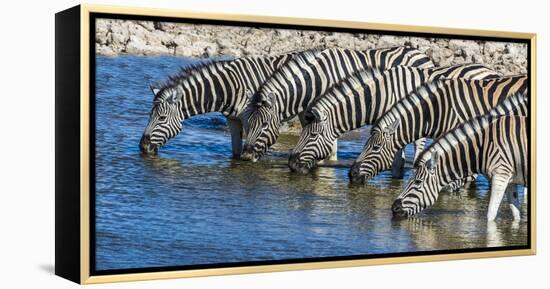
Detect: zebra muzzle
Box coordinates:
(391, 199, 409, 219)
(288, 154, 312, 174)
(240, 145, 258, 162)
(139, 135, 159, 154)
(348, 163, 364, 184)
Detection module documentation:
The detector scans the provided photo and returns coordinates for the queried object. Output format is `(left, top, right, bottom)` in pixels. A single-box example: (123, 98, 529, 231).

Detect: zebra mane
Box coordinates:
(151, 59, 232, 101)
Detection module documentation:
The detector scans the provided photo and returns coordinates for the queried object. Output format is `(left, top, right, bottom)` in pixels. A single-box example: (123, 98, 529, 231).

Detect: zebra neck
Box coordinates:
(328, 73, 409, 136)
(432, 131, 486, 187)
(391, 82, 457, 148)
(274, 84, 328, 122)
(436, 152, 479, 189)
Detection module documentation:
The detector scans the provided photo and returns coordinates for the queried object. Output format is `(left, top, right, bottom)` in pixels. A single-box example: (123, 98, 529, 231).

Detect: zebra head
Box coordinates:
(392, 151, 442, 218)
(349, 119, 400, 183)
(241, 92, 281, 162)
(139, 86, 183, 154)
(288, 108, 334, 174)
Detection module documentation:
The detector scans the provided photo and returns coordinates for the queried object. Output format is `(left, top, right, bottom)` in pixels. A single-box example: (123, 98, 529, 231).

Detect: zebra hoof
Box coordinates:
(348, 167, 366, 184)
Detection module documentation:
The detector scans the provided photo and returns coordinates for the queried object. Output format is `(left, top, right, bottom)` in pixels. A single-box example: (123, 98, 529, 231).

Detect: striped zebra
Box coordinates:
(349, 74, 528, 184)
(240, 46, 435, 162)
(392, 104, 529, 221)
(139, 52, 297, 156)
(287, 64, 501, 174)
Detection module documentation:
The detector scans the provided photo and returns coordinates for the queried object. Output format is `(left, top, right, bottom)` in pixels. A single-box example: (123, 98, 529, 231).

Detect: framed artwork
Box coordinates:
(55, 4, 536, 284)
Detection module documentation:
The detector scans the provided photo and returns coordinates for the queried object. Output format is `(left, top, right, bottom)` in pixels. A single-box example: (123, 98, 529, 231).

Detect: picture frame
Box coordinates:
(55, 4, 536, 284)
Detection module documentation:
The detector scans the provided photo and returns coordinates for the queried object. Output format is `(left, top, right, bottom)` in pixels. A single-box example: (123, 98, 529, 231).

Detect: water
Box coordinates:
(95, 56, 528, 271)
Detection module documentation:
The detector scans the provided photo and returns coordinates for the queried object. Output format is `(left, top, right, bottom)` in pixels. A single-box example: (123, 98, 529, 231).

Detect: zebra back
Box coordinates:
(424, 63, 501, 80)
(361, 46, 434, 70)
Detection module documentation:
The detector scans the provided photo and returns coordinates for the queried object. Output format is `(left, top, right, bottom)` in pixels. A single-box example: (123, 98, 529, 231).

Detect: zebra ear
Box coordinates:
(258, 92, 274, 108)
(311, 108, 327, 122)
(427, 151, 439, 171)
(267, 91, 275, 102)
(383, 119, 400, 135)
(150, 85, 160, 96)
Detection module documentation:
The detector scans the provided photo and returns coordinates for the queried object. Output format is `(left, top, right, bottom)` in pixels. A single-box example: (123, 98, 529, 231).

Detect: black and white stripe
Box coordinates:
(288, 64, 501, 174)
(240, 46, 435, 161)
(392, 103, 529, 221)
(139, 52, 297, 155)
(350, 74, 528, 183)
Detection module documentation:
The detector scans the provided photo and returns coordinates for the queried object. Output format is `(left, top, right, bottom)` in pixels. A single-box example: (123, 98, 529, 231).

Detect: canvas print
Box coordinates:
(93, 16, 530, 273)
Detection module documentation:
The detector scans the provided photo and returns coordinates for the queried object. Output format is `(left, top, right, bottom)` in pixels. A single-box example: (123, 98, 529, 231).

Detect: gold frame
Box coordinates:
(78, 4, 537, 284)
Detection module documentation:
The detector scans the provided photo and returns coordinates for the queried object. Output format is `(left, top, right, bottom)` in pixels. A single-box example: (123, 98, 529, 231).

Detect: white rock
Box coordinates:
(426, 47, 454, 66)
(377, 35, 408, 48)
(484, 42, 506, 55)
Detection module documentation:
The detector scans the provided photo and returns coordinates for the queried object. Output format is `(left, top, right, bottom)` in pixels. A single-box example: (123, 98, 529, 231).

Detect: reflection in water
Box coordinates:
(95, 56, 528, 271)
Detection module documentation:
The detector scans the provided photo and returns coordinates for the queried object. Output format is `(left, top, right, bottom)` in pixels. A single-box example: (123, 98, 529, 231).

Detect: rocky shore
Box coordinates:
(96, 19, 527, 76)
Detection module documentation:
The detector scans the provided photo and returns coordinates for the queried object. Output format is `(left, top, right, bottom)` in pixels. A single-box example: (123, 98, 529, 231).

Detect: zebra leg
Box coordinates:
(392, 139, 424, 178)
(391, 149, 405, 179)
(506, 184, 521, 221)
(487, 174, 512, 221)
(328, 139, 338, 161)
(228, 118, 243, 158)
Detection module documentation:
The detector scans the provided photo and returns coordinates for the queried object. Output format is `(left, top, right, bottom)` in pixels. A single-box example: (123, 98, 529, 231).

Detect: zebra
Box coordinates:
(240, 46, 435, 162)
(287, 64, 501, 174)
(349, 74, 528, 184)
(139, 52, 297, 156)
(392, 104, 529, 221)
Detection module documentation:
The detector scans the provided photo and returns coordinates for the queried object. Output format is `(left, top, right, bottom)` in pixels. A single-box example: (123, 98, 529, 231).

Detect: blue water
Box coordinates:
(94, 56, 528, 271)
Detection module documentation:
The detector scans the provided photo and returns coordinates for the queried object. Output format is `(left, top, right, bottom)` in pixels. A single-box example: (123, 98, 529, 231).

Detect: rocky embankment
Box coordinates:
(96, 19, 527, 76)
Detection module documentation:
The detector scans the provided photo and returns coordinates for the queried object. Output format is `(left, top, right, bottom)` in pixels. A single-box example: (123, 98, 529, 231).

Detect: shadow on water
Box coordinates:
(94, 56, 528, 271)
